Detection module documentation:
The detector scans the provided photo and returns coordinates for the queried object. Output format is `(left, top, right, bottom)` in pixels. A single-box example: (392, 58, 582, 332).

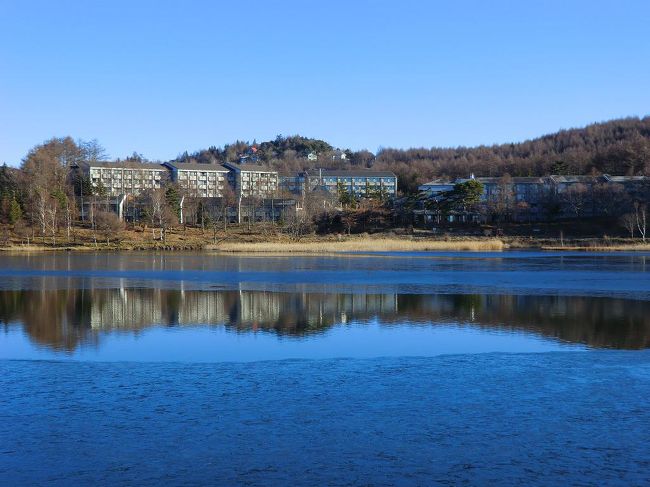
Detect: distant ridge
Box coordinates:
(173, 117, 650, 192)
(7, 116, 649, 194)
(373, 116, 650, 191)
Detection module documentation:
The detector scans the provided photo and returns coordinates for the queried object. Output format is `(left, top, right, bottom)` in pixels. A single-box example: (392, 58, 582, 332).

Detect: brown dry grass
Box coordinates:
(542, 243, 650, 252)
(5, 223, 648, 254)
(211, 238, 506, 253)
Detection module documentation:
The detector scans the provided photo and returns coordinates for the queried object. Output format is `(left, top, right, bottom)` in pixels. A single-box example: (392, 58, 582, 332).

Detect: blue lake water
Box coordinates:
(1, 251, 650, 485)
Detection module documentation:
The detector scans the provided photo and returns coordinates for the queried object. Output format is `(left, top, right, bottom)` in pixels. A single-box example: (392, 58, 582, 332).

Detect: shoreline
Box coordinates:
(2, 236, 650, 254)
(0, 238, 506, 253)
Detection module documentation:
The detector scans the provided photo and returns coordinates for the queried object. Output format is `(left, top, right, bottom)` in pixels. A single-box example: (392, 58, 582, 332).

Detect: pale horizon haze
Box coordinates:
(1, 0, 649, 165)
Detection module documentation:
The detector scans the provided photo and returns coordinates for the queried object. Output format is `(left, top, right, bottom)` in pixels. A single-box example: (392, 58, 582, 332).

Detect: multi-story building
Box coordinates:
(76, 160, 403, 223)
(163, 162, 230, 197)
(417, 174, 648, 223)
(222, 162, 279, 198)
(79, 161, 169, 197)
(279, 173, 307, 195)
(476, 176, 549, 220)
(281, 169, 398, 199)
(310, 169, 398, 198)
(75, 160, 284, 221)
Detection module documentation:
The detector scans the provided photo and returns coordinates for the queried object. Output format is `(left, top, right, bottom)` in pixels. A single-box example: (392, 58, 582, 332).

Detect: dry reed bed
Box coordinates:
(212, 238, 506, 253)
(542, 244, 650, 252)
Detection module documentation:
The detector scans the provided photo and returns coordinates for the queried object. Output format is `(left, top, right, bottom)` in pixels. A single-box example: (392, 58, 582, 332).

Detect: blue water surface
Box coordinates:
(1, 353, 649, 486)
(1, 251, 649, 485)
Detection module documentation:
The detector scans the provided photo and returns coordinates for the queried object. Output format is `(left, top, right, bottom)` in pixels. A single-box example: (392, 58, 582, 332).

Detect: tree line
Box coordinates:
(172, 117, 650, 194)
(2, 116, 650, 243)
(373, 116, 650, 193)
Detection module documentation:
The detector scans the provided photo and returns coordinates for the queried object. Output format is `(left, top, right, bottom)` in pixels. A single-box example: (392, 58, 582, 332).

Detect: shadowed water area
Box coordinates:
(1, 251, 650, 485)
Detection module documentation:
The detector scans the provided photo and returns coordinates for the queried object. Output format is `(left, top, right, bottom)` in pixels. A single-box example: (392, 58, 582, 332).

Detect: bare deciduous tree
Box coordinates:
(561, 183, 589, 218)
(148, 189, 166, 240)
(285, 213, 313, 241)
(220, 185, 236, 232)
(14, 220, 32, 246)
(634, 201, 647, 242)
(619, 213, 636, 238)
(95, 211, 125, 245)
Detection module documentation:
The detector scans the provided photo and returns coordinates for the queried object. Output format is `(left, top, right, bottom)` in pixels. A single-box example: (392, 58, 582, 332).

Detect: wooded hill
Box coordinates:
(5, 116, 650, 195)
(374, 116, 650, 192)
(172, 117, 650, 193)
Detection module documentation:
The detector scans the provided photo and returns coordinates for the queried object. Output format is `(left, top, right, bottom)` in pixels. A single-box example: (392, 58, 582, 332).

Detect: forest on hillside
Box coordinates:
(4, 117, 650, 196)
(2, 117, 650, 240)
(374, 116, 650, 192)
(173, 117, 650, 193)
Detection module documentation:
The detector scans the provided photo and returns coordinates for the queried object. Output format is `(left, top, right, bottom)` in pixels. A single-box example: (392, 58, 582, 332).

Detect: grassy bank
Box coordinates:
(0, 224, 507, 253)
(2, 224, 649, 253)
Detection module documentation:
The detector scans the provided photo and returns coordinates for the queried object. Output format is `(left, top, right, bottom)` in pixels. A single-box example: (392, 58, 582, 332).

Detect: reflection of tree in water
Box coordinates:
(0, 289, 97, 351)
(393, 294, 650, 349)
(1, 289, 649, 351)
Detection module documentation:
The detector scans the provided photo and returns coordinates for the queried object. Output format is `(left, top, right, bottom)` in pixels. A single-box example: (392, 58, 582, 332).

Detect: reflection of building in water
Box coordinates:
(86, 288, 399, 332)
(236, 292, 399, 330)
(240, 291, 400, 329)
(177, 291, 231, 325)
(90, 289, 165, 329)
(89, 289, 232, 329)
(2, 288, 650, 351)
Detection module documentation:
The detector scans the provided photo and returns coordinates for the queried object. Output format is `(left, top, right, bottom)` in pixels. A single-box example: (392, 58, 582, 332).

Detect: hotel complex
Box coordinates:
(74, 160, 398, 220)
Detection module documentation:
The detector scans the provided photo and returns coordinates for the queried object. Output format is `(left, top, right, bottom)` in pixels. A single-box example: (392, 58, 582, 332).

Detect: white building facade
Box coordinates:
(163, 162, 230, 197)
(81, 162, 168, 197)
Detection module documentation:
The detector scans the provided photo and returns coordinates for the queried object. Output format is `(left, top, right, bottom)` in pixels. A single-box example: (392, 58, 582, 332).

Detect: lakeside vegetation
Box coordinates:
(2, 223, 650, 254)
(541, 243, 650, 252)
(1, 225, 505, 252)
(211, 238, 506, 253)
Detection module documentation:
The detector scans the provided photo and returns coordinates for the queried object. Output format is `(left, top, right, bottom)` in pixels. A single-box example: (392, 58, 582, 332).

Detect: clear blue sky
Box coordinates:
(1, 0, 649, 165)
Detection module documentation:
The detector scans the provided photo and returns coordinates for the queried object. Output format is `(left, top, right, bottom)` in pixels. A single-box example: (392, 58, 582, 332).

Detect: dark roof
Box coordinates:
(82, 161, 167, 170)
(262, 198, 297, 205)
(420, 179, 454, 186)
(307, 169, 396, 178)
(603, 175, 647, 183)
(549, 175, 602, 183)
(164, 162, 229, 172)
(510, 177, 546, 184)
(223, 162, 277, 173)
